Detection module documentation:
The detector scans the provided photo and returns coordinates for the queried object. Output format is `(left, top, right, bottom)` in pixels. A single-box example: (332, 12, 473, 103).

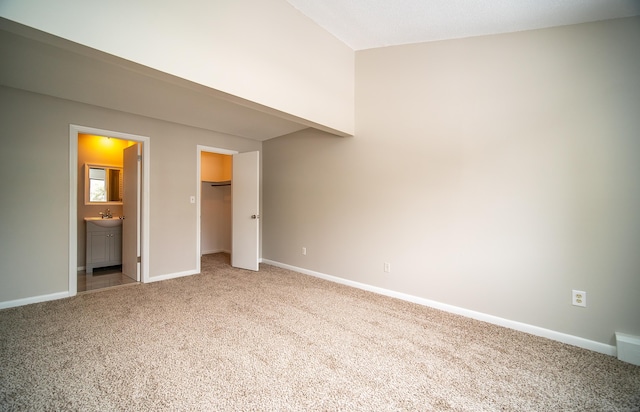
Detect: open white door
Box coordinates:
(232, 151, 259, 271)
(122, 143, 141, 281)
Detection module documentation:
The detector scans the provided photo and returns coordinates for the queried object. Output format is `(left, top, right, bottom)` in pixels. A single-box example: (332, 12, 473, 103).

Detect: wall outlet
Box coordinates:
(384, 262, 391, 273)
(302, 247, 307, 256)
(572, 290, 586, 307)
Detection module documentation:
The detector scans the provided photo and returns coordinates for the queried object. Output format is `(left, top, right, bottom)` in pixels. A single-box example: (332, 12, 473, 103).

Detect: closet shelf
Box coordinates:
(204, 180, 231, 186)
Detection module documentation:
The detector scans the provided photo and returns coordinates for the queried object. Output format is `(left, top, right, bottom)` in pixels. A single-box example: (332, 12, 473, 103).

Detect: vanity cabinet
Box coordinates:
(86, 222, 122, 273)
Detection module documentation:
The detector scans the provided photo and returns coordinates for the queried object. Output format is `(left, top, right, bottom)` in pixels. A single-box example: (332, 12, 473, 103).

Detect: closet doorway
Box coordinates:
(200, 151, 232, 257)
(196, 146, 260, 273)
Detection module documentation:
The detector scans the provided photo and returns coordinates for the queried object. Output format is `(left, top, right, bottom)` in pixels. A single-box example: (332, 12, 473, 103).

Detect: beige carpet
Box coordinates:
(1, 253, 639, 411)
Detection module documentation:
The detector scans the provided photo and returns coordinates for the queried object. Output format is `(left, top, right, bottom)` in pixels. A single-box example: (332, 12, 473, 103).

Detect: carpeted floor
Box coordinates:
(1, 253, 639, 411)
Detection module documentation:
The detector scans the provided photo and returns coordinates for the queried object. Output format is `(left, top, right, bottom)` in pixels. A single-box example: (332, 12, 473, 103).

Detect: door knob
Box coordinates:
(251, 214, 260, 219)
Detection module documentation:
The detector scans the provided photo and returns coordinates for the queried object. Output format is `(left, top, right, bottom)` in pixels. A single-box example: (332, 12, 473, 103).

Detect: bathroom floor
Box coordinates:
(77, 265, 138, 292)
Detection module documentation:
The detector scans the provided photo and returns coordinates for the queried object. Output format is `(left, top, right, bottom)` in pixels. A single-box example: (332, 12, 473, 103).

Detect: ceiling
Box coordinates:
(286, 0, 640, 50)
(4, 3, 639, 141)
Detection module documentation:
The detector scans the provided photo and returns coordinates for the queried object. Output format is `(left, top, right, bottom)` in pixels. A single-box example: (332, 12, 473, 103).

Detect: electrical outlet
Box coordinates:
(384, 262, 391, 273)
(572, 290, 586, 307)
(302, 247, 307, 256)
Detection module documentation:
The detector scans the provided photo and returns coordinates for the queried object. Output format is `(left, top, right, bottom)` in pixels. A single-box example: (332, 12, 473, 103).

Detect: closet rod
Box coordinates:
(205, 180, 231, 186)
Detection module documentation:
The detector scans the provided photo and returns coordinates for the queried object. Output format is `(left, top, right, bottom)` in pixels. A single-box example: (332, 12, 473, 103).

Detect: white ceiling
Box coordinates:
(286, 0, 640, 50)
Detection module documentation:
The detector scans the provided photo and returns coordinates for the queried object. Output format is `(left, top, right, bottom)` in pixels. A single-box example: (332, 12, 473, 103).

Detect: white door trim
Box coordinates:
(196, 145, 238, 274)
(69, 125, 151, 296)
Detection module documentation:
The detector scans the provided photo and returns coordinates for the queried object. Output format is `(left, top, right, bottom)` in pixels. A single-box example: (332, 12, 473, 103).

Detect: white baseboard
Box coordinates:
(262, 259, 616, 358)
(0, 291, 71, 310)
(201, 248, 230, 256)
(0, 260, 618, 358)
(147, 269, 199, 283)
(2, 269, 200, 308)
(615, 333, 640, 365)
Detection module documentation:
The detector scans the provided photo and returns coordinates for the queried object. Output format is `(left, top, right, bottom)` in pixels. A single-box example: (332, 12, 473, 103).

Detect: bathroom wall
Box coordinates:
(77, 134, 132, 269)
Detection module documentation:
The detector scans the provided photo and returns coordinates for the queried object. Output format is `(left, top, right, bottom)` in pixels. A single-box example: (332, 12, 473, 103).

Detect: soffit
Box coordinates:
(0, 18, 326, 141)
(286, 0, 640, 50)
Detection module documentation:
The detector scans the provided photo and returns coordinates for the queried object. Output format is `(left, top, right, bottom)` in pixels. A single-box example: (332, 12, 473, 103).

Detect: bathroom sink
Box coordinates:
(84, 217, 123, 227)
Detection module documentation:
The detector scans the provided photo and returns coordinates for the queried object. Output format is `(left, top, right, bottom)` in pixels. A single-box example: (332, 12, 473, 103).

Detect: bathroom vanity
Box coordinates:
(85, 218, 122, 273)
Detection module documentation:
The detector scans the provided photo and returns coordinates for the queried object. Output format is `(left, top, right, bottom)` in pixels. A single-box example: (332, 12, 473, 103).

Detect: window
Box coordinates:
(85, 164, 122, 205)
(89, 167, 107, 202)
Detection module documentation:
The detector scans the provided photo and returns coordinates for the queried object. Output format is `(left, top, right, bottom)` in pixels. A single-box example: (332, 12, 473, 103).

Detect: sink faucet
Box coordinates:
(101, 209, 112, 219)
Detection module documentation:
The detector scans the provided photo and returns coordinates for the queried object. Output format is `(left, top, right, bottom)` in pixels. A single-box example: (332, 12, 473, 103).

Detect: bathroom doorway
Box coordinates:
(69, 125, 150, 296)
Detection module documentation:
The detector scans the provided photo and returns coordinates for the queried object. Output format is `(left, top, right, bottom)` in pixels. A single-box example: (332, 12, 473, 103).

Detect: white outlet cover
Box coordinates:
(572, 290, 587, 307)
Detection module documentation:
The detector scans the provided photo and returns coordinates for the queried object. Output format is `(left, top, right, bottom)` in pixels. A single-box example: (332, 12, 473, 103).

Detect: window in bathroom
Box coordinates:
(89, 167, 107, 202)
(85, 164, 123, 204)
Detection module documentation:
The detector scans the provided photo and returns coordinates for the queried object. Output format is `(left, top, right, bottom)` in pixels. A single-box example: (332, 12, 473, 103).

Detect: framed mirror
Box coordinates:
(85, 164, 123, 205)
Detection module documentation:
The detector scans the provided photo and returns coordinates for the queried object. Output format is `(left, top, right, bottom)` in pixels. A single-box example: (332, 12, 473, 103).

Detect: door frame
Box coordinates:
(69, 124, 151, 296)
(196, 145, 238, 273)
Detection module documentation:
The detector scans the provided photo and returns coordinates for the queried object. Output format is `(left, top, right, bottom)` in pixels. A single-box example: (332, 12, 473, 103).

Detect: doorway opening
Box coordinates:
(200, 151, 232, 255)
(196, 146, 260, 273)
(69, 125, 150, 296)
(197, 146, 236, 274)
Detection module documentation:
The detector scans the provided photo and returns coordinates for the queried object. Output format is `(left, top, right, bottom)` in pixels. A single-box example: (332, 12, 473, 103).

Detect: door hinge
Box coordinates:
(137, 256, 141, 263)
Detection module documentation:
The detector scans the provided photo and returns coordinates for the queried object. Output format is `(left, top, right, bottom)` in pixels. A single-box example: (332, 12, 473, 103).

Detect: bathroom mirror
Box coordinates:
(85, 164, 123, 205)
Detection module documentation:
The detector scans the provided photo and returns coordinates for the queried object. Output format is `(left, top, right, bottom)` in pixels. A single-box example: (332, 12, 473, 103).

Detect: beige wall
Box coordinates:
(263, 17, 640, 346)
(200, 183, 232, 255)
(0, 0, 354, 135)
(201, 152, 232, 183)
(0, 85, 260, 302)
